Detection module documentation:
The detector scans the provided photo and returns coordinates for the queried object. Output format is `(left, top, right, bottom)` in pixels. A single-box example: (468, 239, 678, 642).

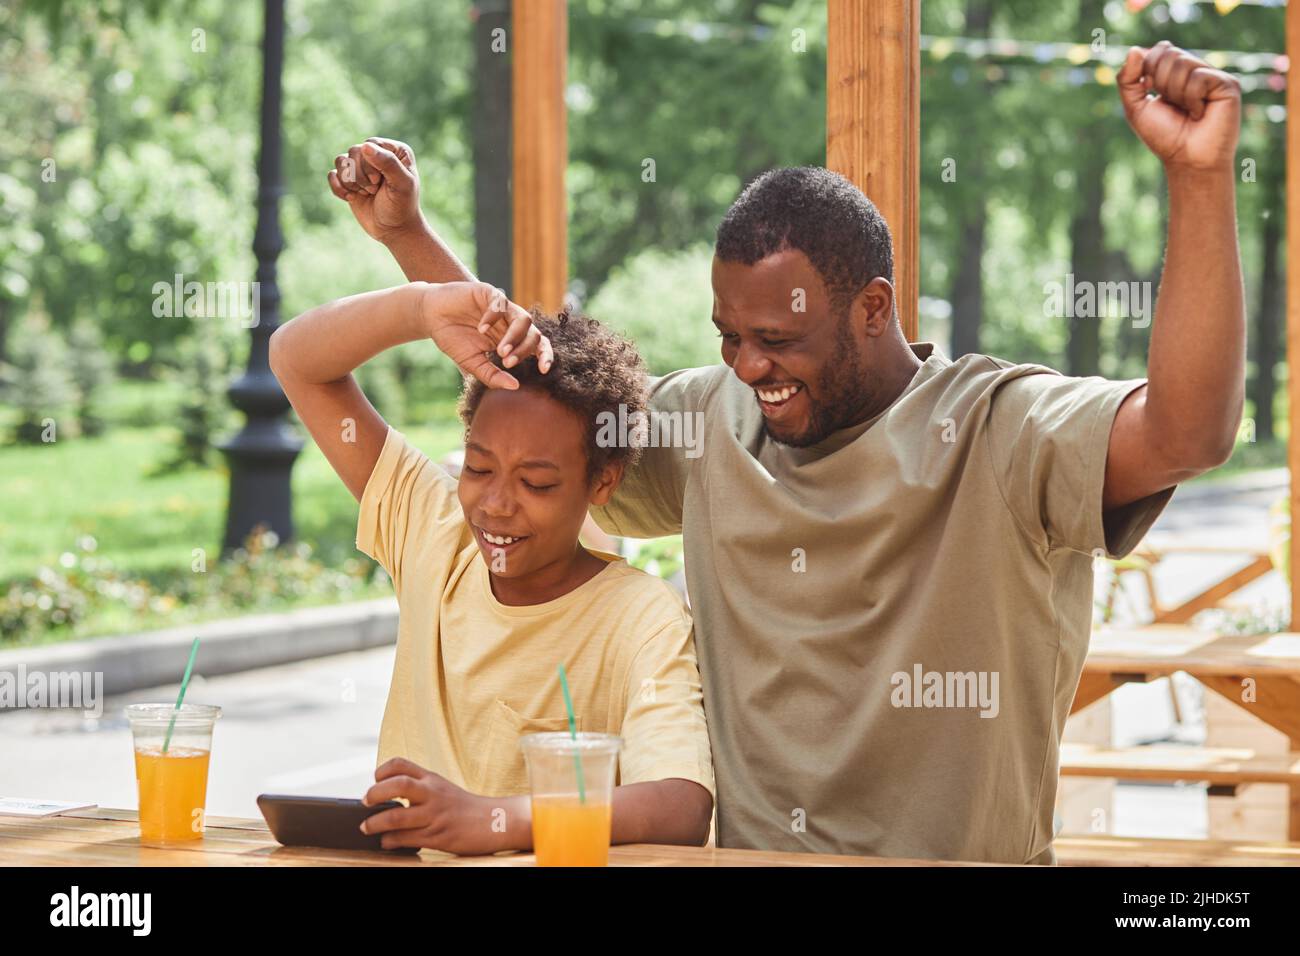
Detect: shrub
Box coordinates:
(585, 245, 720, 375)
(0, 313, 77, 444)
(0, 529, 388, 647)
(157, 329, 232, 470)
(67, 320, 116, 437)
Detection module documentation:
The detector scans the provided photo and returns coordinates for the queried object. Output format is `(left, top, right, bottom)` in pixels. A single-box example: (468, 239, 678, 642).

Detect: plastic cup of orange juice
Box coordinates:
(125, 703, 221, 844)
(520, 732, 622, 867)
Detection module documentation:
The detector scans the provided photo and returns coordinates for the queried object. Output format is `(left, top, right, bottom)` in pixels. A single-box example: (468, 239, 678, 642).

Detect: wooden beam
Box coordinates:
(511, 0, 568, 313)
(1152, 554, 1274, 625)
(1200, 675, 1300, 840)
(1069, 673, 1119, 715)
(826, 0, 921, 341)
(1199, 675, 1300, 743)
(1289, 0, 1300, 628)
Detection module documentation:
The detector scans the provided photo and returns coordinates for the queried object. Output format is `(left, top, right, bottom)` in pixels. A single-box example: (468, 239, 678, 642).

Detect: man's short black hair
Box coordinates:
(714, 166, 894, 309)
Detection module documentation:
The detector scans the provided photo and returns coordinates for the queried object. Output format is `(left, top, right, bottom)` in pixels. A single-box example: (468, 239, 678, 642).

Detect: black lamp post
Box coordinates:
(472, 0, 512, 291)
(219, 0, 302, 552)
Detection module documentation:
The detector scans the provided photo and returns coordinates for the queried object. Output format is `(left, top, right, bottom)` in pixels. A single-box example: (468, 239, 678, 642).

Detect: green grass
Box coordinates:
(0, 405, 465, 584)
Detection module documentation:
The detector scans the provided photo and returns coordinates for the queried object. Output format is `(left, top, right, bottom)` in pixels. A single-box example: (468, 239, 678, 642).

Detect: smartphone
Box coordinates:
(256, 794, 420, 854)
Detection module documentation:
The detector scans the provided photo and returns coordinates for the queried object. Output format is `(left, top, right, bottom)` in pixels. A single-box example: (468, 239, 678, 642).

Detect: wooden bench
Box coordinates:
(1055, 833, 1300, 866)
(1060, 742, 1300, 795)
(1073, 625, 1300, 838)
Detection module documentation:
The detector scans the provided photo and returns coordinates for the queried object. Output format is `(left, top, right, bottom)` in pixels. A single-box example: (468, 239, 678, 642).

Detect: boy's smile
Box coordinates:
(473, 525, 530, 554)
(458, 387, 618, 606)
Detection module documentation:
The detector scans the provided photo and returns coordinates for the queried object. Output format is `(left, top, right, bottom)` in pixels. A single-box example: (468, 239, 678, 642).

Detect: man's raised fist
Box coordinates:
(1117, 41, 1241, 172)
(328, 137, 424, 241)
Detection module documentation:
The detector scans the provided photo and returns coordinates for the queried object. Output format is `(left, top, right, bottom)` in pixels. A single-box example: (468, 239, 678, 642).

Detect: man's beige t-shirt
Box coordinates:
(592, 344, 1173, 864)
(356, 427, 714, 800)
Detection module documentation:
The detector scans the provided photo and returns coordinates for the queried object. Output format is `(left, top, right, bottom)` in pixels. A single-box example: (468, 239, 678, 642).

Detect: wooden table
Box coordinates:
(0, 808, 993, 867)
(1072, 624, 1300, 838)
(1053, 834, 1300, 867)
(1074, 626, 1300, 736)
(10, 808, 1298, 867)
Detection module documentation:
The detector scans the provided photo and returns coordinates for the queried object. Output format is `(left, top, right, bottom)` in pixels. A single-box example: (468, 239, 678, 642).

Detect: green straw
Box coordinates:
(557, 664, 586, 804)
(162, 637, 201, 755)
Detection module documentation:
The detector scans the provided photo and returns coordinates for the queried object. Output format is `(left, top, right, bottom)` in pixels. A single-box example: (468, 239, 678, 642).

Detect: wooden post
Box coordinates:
(1284, 0, 1294, 842)
(826, 0, 920, 342)
(511, 0, 568, 313)
(1288, 0, 1300, 842)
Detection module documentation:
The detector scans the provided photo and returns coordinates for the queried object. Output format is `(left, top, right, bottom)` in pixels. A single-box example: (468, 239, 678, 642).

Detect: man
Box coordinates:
(328, 42, 1243, 863)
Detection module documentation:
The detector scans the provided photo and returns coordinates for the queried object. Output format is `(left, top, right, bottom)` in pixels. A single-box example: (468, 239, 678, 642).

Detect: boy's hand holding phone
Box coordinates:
(359, 757, 519, 855)
(419, 281, 555, 391)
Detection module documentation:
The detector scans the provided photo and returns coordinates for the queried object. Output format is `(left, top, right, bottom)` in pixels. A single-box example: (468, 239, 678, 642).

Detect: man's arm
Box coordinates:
(1103, 43, 1245, 510)
(328, 137, 474, 283)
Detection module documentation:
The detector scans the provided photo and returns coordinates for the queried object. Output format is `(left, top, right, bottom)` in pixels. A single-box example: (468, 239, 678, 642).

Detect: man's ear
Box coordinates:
(588, 461, 625, 506)
(853, 277, 896, 338)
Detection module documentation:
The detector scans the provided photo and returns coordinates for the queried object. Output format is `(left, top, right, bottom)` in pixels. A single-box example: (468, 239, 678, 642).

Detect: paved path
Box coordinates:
(1, 646, 394, 820)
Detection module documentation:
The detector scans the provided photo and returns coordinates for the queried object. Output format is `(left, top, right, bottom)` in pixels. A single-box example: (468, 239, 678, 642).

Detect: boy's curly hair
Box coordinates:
(458, 308, 649, 481)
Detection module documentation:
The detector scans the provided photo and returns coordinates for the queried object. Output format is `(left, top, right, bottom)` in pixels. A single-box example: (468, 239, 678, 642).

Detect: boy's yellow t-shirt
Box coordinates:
(355, 427, 714, 799)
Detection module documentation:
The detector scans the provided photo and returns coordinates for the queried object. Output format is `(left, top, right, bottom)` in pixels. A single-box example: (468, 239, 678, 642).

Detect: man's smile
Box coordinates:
(754, 382, 804, 419)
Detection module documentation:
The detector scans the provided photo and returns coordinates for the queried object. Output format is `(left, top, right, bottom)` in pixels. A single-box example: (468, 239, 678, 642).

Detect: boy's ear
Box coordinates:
(588, 461, 625, 506)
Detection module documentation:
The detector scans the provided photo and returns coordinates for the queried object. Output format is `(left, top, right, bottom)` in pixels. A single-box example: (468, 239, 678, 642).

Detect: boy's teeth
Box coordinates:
(757, 385, 800, 403)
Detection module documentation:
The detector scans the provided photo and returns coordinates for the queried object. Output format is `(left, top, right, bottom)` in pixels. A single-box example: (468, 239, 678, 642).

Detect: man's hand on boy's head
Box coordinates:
(420, 281, 554, 390)
(360, 757, 507, 855)
(328, 137, 424, 241)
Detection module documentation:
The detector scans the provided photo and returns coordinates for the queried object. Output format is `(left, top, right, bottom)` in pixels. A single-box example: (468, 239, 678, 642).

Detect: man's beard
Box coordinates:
(765, 319, 878, 449)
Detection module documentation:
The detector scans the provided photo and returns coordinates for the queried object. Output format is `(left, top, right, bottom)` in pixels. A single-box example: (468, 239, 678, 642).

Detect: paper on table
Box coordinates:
(0, 797, 97, 817)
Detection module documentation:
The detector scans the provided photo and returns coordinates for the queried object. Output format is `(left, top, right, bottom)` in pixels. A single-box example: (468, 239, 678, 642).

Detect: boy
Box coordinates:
(269, 280, 714, 854)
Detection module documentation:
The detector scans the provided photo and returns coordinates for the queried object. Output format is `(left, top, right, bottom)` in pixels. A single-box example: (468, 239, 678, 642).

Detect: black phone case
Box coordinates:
(256, 794, 421, 854)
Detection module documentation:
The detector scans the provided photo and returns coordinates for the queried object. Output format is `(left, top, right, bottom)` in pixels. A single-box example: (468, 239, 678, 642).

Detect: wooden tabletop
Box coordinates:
(1053, 834, 1300, 867)
(1086, 625, 1300, 679)
(0, 808, 994, 867)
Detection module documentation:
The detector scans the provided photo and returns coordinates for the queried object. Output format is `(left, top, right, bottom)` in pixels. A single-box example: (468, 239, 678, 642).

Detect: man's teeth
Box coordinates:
(482, 530, 521, 545)
(756, 384, 802, 404)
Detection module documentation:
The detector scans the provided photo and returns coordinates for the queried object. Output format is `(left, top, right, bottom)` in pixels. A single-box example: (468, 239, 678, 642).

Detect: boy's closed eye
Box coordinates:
(462, 464, 558, 492)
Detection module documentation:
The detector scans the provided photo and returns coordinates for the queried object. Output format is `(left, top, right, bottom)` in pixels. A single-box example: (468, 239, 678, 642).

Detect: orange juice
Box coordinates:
(134, 745, 211, 843)
(531, 796, 613, 866)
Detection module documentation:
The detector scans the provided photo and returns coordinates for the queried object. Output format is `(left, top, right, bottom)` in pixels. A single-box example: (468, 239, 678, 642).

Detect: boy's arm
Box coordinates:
(480, 779, 712, 851)
(270, 284, 421, 501)
(269, 281, 552, 501)
(611, 778, 714, 847)
(361, 760, 713, 853)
